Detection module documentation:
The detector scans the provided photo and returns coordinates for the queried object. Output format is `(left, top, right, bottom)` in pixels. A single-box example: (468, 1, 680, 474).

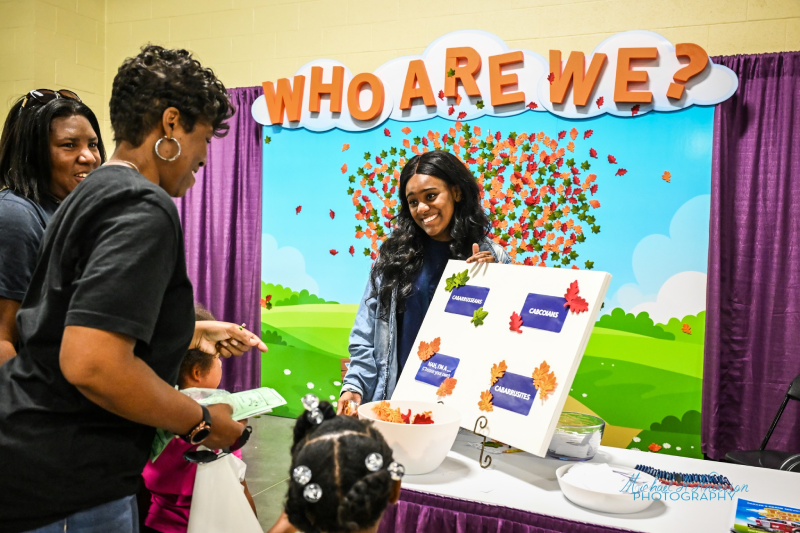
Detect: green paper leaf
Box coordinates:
(264, 135, 271, 144)
(471, 306, 488, 327)
(476, 100, 484, 109)
(363, 248, 371, 257)
(566, 158, 576, 167)
(447, 68, 455, 77)
(364, 152, 371, 160)
(445, 269, 470, 292)
(581, 160, 591, 171)
(584, 260, 594, 270)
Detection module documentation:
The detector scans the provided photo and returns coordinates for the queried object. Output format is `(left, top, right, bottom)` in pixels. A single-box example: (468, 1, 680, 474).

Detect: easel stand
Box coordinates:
(472, 415, 492, 469)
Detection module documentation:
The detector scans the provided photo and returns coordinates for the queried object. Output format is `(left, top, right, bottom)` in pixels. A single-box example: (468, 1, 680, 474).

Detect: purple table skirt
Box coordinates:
(378, 489, 638, 533)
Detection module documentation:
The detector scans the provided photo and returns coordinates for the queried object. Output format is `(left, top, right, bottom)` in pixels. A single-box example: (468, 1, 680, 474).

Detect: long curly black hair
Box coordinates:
(109, 45, 234, 146)
(285, 402, 397, 533)
(370, 150, 489, 317)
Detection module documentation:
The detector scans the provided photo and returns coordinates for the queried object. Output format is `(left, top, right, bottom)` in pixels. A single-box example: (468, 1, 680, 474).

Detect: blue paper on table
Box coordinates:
(445, 285, 490, 317)
(519, 293, 568, 333)
(492, 371, 537, 416)
(731, 498, 800, 532)
(415, 353, 460, 387)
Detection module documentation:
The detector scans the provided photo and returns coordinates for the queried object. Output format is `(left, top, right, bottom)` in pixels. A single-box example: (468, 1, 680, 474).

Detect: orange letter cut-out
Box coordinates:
(614, 47, 658, 103)
(348, 73, 385, 121)
(444, 47, 482, 98)
(262, 76, 306, 124)
(549, 51, 606, 107)
(488, 51, 525, 107)
(309, 66, 344, 113)
(399, 60, 436, 110)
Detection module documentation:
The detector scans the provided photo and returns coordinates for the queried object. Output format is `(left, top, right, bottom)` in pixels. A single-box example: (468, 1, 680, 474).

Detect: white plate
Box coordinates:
(556, 463, 656, 514)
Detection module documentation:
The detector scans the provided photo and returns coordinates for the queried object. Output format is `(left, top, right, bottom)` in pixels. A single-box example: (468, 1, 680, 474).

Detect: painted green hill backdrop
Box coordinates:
(260, 281, 705, 458)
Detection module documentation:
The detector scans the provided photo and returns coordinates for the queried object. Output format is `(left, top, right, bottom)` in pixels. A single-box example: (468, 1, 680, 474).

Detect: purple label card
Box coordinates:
(519, 293, 569, 333)
(414, 353, 460, 388)
(491, 371, 537, 416)
(444, 285, 490, 317)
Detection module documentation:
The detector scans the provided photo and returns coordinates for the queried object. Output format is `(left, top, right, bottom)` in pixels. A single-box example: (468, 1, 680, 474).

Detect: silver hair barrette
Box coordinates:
(292, 465, 312, 485)
(302, 394, 324, 425)
(387, 462, 405, 481)
(303, 483, 323, 503)
(365, 452, 383, 472)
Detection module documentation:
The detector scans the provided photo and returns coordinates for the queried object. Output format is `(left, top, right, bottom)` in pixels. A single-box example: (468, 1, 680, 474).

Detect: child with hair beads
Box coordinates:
(268, 396, 404, 533)
(140, 304, 257, 533)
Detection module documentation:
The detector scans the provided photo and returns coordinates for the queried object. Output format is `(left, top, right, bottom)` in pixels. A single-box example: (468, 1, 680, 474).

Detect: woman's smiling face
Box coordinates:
(405, 173, 461, 241)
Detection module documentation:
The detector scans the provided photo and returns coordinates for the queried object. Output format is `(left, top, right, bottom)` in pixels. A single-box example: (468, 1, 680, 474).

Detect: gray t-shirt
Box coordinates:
(0, 188, 59, 301)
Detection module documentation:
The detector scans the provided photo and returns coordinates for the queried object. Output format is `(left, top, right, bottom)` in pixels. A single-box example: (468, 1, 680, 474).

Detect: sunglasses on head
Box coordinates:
(21, 89, 82, 110)
(183, 425, 253, 464)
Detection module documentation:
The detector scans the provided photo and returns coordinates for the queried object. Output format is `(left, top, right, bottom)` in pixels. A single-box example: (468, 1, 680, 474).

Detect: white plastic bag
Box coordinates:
(186, 453, 262, 533)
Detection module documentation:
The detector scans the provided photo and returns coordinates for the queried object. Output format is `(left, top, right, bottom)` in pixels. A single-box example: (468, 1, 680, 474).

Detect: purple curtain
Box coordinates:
(378, 490, 633, 533)
(175, 86, 263, 392)
(703, 52, 800, 460)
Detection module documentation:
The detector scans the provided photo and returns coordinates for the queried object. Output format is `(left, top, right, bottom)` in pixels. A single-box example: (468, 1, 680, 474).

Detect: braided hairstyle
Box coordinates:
(285, 402, 398, 533)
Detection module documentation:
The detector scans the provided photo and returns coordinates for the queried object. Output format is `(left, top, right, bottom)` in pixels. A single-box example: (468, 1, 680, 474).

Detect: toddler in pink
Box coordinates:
(141, 305, 256, 533)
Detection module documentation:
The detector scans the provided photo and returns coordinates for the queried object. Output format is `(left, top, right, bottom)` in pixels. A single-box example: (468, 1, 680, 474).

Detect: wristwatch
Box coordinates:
(180, 405, 212, 445)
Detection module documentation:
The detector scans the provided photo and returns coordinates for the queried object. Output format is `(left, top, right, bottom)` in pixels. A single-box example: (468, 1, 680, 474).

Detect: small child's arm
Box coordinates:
(242, 480, 257, 517)
(267, 511, 297, 533)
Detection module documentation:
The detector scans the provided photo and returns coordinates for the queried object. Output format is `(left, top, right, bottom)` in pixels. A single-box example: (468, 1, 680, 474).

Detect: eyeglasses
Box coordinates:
(21, 89, 82, 110)
(183, 425, 253, 464)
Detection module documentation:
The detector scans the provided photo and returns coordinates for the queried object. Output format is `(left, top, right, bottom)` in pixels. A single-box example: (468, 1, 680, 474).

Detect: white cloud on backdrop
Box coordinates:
(605, 195, 710, 320)
(261, 233, 319, 294)
(252, 29, 738, 130)
(631, 271, 707, 324)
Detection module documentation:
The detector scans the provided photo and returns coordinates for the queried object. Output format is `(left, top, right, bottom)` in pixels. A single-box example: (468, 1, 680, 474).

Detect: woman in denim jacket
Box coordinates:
(338, 151, 511, 414)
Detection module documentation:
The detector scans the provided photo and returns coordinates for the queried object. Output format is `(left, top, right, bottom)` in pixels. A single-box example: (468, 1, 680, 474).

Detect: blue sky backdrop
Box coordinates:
(261, 106, 713, 313)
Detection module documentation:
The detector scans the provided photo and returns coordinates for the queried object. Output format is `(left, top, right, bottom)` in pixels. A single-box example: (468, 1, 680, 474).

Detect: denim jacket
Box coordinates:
(341, 238, 511, 403)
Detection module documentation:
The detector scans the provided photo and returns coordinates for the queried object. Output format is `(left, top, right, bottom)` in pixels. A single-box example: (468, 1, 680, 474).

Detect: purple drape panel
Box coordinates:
(175, 86, 263, 392)
(378, 490, 634, 533)
(703, 52, 800, 460)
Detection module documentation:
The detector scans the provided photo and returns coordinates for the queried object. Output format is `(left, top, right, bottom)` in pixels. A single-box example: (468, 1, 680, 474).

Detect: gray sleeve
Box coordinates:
(0, 202, 44, 301)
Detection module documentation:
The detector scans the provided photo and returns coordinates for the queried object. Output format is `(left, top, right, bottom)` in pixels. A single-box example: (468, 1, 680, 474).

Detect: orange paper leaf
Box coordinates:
(341, 163, 347, 173)
(401, 126, 412, 135)
(662, 170, 671, 183)
(682, 323, 692, 334)
(532, 360, 558, 403)
(417, 337, 441, 361)
(490, 360, 508, 385)
(342, 143, 350, 151)
(436, 377, 457, 397)
(478, 390, 493, 412)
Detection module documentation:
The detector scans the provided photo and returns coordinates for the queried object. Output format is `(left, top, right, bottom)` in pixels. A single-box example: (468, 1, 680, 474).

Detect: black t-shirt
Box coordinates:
(0, 166, 195, 532)
(0, 188, 59, 301)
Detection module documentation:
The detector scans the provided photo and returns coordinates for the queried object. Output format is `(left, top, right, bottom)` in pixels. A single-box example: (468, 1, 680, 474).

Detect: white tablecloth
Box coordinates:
(401, 430, 799, 532)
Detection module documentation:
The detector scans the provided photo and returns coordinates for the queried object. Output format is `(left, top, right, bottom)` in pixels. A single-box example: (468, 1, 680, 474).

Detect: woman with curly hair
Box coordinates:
(338, 150, 510, 414)
(0, 46, 266, 533)
(0, 91, 105, 365)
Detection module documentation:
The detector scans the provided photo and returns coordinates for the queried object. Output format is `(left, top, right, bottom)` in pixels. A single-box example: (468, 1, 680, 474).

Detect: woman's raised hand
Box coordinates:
(191, 321, 268, 358)
(466, 243, 495, 264)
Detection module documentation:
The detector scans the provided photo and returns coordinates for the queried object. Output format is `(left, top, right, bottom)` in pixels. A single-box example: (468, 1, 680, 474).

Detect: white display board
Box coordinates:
(392, 260, 611, 457)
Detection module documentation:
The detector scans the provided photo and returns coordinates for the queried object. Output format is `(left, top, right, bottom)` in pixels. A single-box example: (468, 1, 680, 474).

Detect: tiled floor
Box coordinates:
(240, 414, 296, 531)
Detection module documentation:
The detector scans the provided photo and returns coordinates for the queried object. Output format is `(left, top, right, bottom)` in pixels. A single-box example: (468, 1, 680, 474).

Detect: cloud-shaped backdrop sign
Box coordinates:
(252, 29, 737, 131)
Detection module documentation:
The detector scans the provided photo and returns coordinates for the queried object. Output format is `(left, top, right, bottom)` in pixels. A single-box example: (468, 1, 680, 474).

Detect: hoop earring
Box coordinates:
(155, 136, 181, 162)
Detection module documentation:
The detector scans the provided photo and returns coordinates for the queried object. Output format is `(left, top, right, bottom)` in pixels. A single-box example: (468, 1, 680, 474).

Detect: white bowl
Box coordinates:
(556, 463, 655, 514)
(358, 400, 461, 475)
